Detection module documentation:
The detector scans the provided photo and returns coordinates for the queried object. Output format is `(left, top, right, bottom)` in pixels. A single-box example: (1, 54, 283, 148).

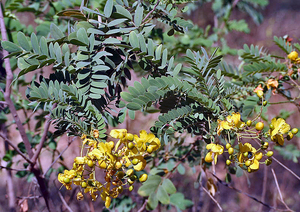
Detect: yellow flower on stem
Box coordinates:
(269, 118, 290, 146)
(205, 144, 224, 164)
(58, 170, 76, 190)
(238, 143, 262, 172)
(217, 112, 245, 135)
(266, 79, 278, 94)
(288, 51, 298, 61)
(134, 130, 161, 152)
(110, 129, 127, 139)
(254, 84, 264, 98)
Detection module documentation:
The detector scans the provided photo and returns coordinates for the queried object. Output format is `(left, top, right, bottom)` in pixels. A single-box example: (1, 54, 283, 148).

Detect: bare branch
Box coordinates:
(271, 168, 293, 212)
(43, 136, 76, 178)
(58, 191, 74, 212)
(200, 185, 223, 211)
(0, 132, 33, 164)
(0, 4, 33, 158)
(137, 199, 148, 212)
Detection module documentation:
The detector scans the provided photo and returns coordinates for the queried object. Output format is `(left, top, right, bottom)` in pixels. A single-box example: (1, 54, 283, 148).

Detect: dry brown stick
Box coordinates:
(0, 165, 28, 172)
(200, 185, 223, 211)
(272, 157, 300, 181)
(0, 4, 33, 158)
(31, 115, 52, 164)
(1, 124, 16, 212)
(58, 191, 74, 212)
(271, 168, 293, 212)
(258, 165, 268, 212)
(137, 199, 148, 212)
(43, 136, 76, 178)
(0, 132, 33, 164)
(211, 173, 277, 210)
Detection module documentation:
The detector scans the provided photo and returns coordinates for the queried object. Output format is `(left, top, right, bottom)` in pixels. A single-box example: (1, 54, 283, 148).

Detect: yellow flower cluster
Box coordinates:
(204, 112, 297, 173)
(58, 129, 160, 208)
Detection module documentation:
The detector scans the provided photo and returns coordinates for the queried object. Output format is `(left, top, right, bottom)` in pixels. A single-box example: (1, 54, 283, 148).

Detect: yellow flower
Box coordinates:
(266, 79, 278, 90)
(58, 170, 76, 190)
(217, 112, 245, 135)
(205, 144, 224, 164)
(134, 130, 161, 152)
(288, 51, 298, 61)
(110, 129, 127, 139)
(238, 143, 262, 172)
(269, 118, 290, 146)
(254, 84, 264, 98)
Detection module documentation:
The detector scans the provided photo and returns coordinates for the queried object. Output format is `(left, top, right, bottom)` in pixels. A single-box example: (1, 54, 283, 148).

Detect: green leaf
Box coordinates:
(40, 36, 49, 57)
(113, 5, 132, 20)
(162, 179, 176, 194)
(31, 33, 40, 54)
(134, 4, 143, 27)
(147, 192, 158, 210)
(156, 186, 170, 204)
(173, 63, 182, 76)
(104, 0, 113, 18)
(50, 23, 65, 40)
(177, 163, 185, 175)
(1, 41, 22, 52)
(121, 92, 134, 102)
(107, 18, 128, 27)
(170, 192, 193, 210)
(17, 32, 31, 51)
(103, 38, 121, 44)
(129, 31, 139, 49)
(138, 175, 161, 197)
(77, 28, 89, 45)
(126, 102, 141, 110)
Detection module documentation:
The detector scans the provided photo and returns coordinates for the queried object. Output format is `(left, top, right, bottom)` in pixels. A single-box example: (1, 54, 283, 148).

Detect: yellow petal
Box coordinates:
(205, 152, 213, 162)
(255, 152, 263, 161)
(249, 160, 259, 170)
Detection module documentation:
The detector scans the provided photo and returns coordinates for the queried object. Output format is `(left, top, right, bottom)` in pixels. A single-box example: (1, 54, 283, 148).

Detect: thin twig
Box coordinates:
(258, 165, 268, 212)
(211, 173, 277, 210)
(0, 4, 34, 158)
(31, 116, 52, 164)
(165, 142, 196, 178)
(137, 199, 148, 212)
(58, 191, 74, 212)
(200, 185, 223, 211)
(141, 0, 161, 23)
(17, 195, 42, 200)
(1, 124, 16, 212)
(43, 137, 76, 178)
(0, 165, 28, 172)
(271, 156, 300, 181)
(0, 132, 33, 164)
(271, 168, 293, 212)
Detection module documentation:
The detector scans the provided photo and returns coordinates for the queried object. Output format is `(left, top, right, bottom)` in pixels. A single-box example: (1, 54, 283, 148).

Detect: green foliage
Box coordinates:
(274, 144, 300, 163)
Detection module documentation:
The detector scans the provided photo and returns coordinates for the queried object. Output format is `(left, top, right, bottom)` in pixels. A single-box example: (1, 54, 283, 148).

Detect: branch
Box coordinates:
(0, 4, 34, 158)
(31, 114, 52, 164)
(258, 165, 268, 212)
(0, 165, 28, 172)
(211, 173, 277, 210)
(141, 0, 161, 23)
(0, 132, 33, 164)
(58, 191, 74, 212)
(137, 199, 148, 212)
(200, 184, 223, 211)
(43, 136, 76, 178)
(271, 168, 293, 212)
